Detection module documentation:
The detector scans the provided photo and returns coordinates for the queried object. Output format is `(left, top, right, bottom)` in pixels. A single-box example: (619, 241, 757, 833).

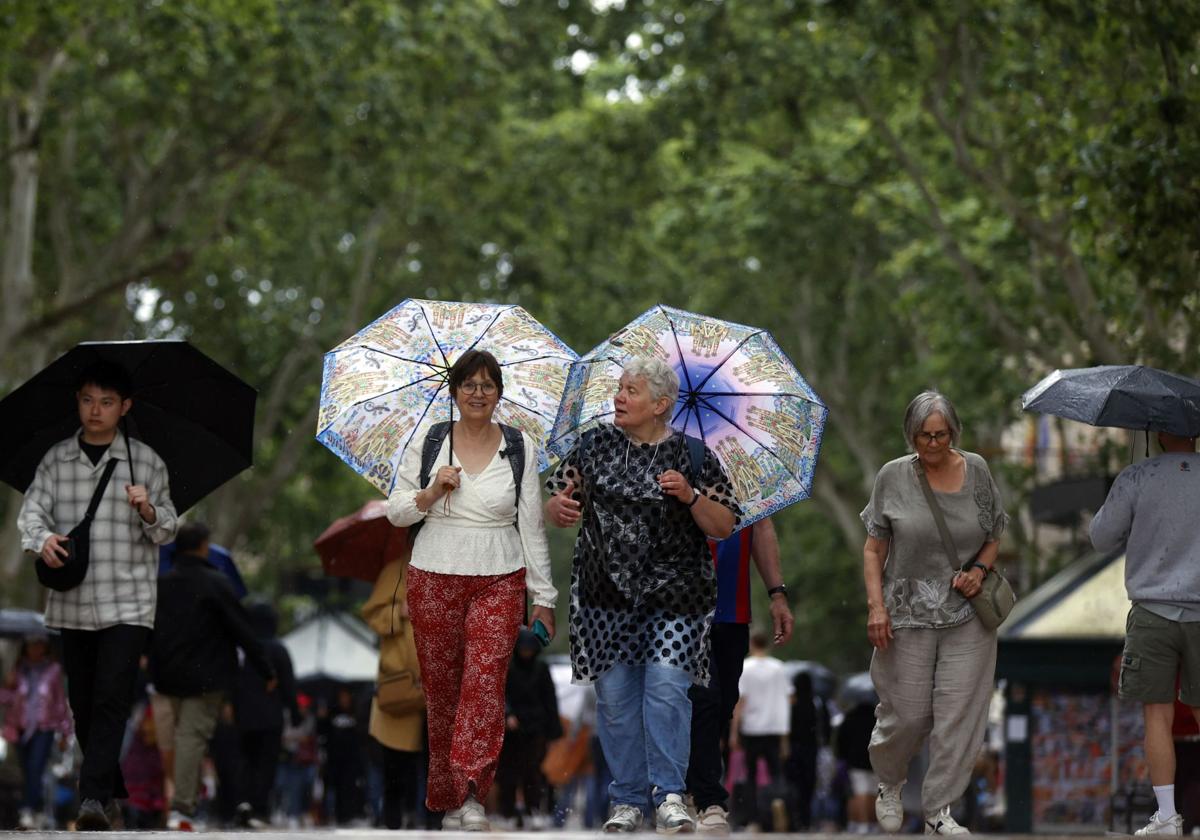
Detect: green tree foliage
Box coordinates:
(3, 0, 1197, 668)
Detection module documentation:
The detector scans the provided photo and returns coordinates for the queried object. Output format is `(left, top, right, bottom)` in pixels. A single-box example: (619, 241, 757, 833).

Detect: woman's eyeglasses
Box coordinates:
(916, 431, 950, 444)
(458, 381, 498, 395)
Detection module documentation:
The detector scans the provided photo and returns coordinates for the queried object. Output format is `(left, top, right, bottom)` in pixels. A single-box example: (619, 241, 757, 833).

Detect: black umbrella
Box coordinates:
(0, 340, 256, 512)
(784, 660, 838, 699)
(1022, 365, 1200, 438)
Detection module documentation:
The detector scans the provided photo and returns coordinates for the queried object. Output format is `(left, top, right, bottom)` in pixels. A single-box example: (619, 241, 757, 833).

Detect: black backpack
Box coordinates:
(412, 421, 526, 537)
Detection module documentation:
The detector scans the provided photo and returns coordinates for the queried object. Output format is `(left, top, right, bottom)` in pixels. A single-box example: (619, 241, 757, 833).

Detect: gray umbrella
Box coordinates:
(0, 608, 50, 638)
(839, 671, 878, 708)
(783, 660, 837, 699)
(1022, 365, 1200, 438)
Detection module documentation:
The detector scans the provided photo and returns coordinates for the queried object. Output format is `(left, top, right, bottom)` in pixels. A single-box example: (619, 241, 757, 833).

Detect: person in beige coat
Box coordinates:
(362, 555, 425, 830)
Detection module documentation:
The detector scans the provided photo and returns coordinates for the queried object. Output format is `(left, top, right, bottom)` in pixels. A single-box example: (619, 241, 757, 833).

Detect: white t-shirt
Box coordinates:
(738, 656, 792, 736)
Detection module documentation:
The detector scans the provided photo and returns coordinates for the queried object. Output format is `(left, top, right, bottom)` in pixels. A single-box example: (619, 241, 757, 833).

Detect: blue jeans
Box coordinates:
(18, 730, 56, 812)
(595, 662, 693, 808)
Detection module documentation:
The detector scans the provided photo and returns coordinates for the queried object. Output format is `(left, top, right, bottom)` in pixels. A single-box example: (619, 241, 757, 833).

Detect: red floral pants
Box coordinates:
(407, 567, 525, 812)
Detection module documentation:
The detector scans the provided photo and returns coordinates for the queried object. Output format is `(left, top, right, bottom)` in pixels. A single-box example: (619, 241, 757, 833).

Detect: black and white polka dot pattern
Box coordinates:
(546, 424, 741, 685)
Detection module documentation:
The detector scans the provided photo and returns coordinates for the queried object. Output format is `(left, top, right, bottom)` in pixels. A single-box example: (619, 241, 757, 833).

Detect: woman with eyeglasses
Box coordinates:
(859, 391, 1008, 836)
(386, 349, 556, 832)
(544, 356, 740, 834)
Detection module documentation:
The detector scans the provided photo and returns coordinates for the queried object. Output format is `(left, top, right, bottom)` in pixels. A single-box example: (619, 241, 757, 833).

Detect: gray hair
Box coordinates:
(903, 390, 962, 449)
(621, 356, 680, 407)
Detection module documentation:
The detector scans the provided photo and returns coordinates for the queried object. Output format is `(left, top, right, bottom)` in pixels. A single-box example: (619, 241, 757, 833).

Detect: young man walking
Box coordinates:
(1091, 430, 1200, 836)
(686, 517, 794, 834)
(150, 521, 276, 831)
(19, 361, 178, 830)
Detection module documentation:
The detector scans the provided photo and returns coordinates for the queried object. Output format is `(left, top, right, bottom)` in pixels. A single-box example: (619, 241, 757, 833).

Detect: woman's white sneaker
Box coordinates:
(461, 795, 489, 832)
(925, 808, 970, 835)
(605, 803, 644, 833)
(876, 782, 904, 832)
(696, 805, 730, 834)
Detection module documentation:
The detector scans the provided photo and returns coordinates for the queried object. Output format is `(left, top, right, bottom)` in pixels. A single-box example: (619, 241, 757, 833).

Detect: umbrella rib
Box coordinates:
(329, 346, 446, 371)
(546, 410, 615, 449)
(694, 394, 808, 488)
(663, 307, 696, 393)
(462, 306, 511, 356)
(418, 305, 452, 369)
(388, 381, 452, 494)
(498, 353, 578, 367)
(696, 389, 824, 402)
(498, 394, 558, 423)
(317, 373, 448, 436)
(692, 329, 767, 393)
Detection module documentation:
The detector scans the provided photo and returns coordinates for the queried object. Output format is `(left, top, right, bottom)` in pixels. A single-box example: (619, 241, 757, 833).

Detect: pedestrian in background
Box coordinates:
(149, 521, 276, 831)
(496, 628, 562, 828)
(687, 518, 794, 834)
(731, 630, 791, 831)
(0, 634, 72, 831)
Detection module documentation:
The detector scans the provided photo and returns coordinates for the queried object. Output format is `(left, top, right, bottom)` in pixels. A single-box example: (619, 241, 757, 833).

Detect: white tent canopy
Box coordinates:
(282, 611, 379, 683)
(999, 550, 1128, 641)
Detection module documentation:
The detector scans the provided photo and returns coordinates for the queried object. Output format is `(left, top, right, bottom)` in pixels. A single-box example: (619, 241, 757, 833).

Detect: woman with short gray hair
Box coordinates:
(860, 391, 1007, 835)
(544, 356, 740, 834)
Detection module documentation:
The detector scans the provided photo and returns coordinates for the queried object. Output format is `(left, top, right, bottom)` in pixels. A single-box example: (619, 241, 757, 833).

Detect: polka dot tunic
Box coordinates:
(546, 424, 741, 686)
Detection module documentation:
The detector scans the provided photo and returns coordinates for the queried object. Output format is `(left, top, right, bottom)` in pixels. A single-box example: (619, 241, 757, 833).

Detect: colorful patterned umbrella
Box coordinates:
(548, 305, 827, 527)
(317, 299, 577, 494)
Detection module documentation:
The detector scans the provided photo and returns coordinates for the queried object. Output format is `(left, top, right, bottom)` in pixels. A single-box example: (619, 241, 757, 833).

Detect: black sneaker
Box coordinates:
(76, 798, 111, 831)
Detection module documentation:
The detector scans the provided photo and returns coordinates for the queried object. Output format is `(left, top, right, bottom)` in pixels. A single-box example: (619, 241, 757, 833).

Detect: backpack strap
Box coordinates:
(417, 421, 453, 490)
(499, 424, 526, 530)
(683, 433, 706, 489)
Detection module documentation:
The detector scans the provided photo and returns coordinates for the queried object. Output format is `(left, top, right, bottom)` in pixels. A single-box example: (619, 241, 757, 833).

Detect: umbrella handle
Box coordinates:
(122, 417, 137, 486)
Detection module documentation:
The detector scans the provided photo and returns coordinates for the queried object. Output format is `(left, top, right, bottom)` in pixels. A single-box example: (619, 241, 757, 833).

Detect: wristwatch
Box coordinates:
(687, 488, 702, 507)
(969, 561, 990, 577)
(767, 584, 788, 600)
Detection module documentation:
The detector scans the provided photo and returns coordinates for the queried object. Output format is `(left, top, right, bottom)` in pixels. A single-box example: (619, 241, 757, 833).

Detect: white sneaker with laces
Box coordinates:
(696, 805, 730, 835)
(1136, 811, 1183, 836)
(656, 793, 695, 834)
(461, 795, 489, 832)
(925, 808, 970, 835)
(876, 782, 904, 832)
(442, 802, 465, 831)
(605, 803, 644, 833)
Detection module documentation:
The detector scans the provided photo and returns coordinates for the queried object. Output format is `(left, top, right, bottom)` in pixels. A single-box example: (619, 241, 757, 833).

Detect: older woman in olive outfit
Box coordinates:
(861, 392, 1007, 836)
(545, 357, 739, 834)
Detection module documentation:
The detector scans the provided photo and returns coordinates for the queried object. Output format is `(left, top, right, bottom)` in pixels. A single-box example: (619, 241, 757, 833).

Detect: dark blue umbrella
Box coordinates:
(158, 542, 248, 599)
(1022, 365, 1200, 438)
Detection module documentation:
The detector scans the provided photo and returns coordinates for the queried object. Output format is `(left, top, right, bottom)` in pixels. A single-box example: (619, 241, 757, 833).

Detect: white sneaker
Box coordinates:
(461, 795, 489, 832)
(876, 782, 904, 833)
(696, 805, 730, 835)
(18, 809, 36, 830)
(1136, 812, 1183, 836)
(925, 808, 970, 835)
(166, 810, 194, 831)
(443, 803, 465, 830)
(656, 793, 695, 834)
(605, 803, 644, 833)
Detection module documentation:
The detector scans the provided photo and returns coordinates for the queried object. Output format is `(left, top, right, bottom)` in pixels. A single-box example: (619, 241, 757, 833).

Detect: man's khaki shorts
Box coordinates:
(1119, 604, 1200, 706)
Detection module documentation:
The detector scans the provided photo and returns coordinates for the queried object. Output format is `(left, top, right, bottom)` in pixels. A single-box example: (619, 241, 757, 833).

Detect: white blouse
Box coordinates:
(385, 425, 557, 608)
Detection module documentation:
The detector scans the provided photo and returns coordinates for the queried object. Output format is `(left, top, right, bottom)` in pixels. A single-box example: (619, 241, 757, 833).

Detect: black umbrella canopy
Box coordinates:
(1022, 365, 1200, 438)
(0, 340, 256, 513)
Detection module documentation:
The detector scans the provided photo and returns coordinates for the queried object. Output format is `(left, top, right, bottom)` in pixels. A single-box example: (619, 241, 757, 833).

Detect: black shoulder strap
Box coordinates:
(499, 425, 525, 504)
(418, 421, 453, 490)
(83, 459, 120, 525)
(684, 434, 706, 488)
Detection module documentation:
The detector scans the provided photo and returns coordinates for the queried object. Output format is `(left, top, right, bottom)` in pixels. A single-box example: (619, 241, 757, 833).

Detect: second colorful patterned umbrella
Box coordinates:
(549, 305, 827, 527)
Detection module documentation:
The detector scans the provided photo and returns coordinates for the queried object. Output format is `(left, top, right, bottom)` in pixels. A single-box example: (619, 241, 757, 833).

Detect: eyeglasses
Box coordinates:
(458, 381, 497, 395)
(916, 431, 951, 444)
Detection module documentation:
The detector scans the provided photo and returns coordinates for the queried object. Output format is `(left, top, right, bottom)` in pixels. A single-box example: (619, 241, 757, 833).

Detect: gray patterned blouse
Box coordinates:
(860, 450, 1008, 630)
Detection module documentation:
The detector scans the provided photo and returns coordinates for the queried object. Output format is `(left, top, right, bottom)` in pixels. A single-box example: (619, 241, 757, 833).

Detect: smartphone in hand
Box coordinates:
(531, 619, 551, 648)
